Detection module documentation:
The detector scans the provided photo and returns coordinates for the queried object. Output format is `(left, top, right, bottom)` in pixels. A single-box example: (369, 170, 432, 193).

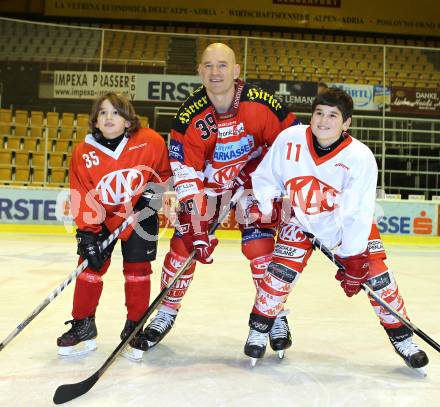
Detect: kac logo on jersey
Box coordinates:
(97, 169, 144, 205)
(285, 176, 339, 215)
(213, 161, 244, 185)
(278, 224, 307, 242)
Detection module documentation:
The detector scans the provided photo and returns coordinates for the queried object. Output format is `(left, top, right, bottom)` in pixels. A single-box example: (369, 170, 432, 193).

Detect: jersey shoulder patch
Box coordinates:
(241, 83, 290, 121)
(172, 85, 211, 133)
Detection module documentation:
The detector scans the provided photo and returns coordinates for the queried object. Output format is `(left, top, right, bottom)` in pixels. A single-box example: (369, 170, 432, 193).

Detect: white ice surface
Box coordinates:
(0, 233, 438, 406)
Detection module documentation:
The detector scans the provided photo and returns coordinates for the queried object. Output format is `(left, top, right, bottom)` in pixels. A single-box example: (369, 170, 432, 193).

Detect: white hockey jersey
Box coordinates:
(252, 124, 378, 257)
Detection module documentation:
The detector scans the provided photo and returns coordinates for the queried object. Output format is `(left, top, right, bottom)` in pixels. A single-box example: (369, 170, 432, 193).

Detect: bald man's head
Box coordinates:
(200, 43, 237, 65)
(198, 43, 240, 100)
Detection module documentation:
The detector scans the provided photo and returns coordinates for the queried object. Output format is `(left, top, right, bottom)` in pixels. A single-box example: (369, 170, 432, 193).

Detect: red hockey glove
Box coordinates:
(231, 158, 261, 195)
(335, 250, 370, 297)
(177, 197, 218, 264)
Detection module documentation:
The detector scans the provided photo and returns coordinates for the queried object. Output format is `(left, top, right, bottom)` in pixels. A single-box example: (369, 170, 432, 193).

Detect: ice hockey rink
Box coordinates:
(0, 230, 438, 407)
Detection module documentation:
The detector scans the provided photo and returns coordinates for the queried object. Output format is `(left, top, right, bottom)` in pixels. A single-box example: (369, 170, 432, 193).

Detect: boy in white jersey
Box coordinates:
(244, 87, 429, 373)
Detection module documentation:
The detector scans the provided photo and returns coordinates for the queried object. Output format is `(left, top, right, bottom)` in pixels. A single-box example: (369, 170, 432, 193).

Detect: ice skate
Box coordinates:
(120, 319, 147, 362)
(57, 316, 97, 357)
(143, 307, 177, 348)
(390, 336, 429, 376)
(244, 327, 269, 367)
(269, 311, 292, 359)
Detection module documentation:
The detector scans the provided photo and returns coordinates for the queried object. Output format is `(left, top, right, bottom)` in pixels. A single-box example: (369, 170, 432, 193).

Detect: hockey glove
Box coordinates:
(177, 197, 218, 264)
(231, 158, 261, 195)
(335, 250, 370, 297)
(76, 229, 105, 272)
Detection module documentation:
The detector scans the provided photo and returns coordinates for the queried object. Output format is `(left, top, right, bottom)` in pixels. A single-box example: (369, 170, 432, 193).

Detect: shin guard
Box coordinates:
(72, 258, 110, 319)
(367, 265, 409, 329)
(250, 254, 273, 289)
(123, 261, 152, 321)
(161, 251, 196, 310)
(253, 261, 300, 317)
(241, 235, 274, 289)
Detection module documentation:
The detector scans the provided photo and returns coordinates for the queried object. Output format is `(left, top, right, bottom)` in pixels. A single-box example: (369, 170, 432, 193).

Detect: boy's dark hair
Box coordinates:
(312, 87, 353, 122)
(89, 92, 141, 140)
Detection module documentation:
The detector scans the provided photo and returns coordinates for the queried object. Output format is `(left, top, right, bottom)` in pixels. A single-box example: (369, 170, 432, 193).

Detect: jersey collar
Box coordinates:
(213, 79, 245, 121)
(306, 126, 352, 165)
(84, 134, 128, 160)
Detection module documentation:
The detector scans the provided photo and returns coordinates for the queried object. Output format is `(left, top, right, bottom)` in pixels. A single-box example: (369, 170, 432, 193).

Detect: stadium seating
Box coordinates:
(0, 109, 12, 136)
(76, 114, 89, 139)
(60, 113, 75, 139)
(46, 112, 60, 139)
(0, 149, 12, 166)
(14, 110, 29, 137)
(30, 111, 44, 138)
(0, 108, 136, 185)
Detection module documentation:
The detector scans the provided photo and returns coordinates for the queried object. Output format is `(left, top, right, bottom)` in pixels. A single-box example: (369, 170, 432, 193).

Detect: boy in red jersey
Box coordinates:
(57, 93, 171, 360)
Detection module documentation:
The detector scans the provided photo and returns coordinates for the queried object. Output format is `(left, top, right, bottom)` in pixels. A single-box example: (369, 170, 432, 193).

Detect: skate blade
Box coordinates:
(277, 350, 285, 359)
(58, 339, 97, 357)
(147, 340, 158, 348)
(250, 358, 258, 368)
(121, 345, 144, 362)
(410, 366, 427, 377)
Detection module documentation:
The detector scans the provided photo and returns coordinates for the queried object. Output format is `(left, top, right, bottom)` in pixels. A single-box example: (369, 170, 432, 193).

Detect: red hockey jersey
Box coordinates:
(169, 81, 299, 202)
(70, 127, 171, 237)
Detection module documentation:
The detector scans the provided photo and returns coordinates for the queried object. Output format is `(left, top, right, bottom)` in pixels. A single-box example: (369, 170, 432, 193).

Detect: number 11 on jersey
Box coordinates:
(286, 142, 301, 162)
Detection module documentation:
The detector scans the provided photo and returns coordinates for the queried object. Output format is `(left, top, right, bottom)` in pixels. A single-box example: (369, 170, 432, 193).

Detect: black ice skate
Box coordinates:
(143, 308, 177, 348)
(244, 328, 269, 367)
(120, 319, 148, 362)
(390, 336, 429, 376)
(57, 316, 97, 357)
(269, 312, 292, 359)
(244, 313, 273, 367)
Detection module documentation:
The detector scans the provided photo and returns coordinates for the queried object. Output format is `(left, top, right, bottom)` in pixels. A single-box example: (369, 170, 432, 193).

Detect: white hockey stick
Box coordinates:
(305, 232, 440, 353)
(0, 215, 135, 352)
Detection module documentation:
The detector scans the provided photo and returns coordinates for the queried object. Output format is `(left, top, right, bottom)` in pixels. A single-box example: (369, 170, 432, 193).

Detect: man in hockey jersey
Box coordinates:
(57, 92, 171, 359)
(243, 87, 429, 372)
(135, 43, 300, 354)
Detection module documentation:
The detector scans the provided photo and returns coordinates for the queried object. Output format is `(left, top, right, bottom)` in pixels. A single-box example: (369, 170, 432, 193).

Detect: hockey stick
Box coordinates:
(305, 232, 440, 353)
(53, 187, 244, 405)
(0, 215, 135, 352)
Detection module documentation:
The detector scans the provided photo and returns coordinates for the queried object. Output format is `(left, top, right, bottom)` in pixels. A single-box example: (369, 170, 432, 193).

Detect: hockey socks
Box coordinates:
(71, 258, 110, 319)
(160, 250, 196, 310)
(123, 261, 152, 321)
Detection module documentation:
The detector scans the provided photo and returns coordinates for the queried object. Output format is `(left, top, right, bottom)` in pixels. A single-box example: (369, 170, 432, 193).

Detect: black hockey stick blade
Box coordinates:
(53, 372, 99, 404)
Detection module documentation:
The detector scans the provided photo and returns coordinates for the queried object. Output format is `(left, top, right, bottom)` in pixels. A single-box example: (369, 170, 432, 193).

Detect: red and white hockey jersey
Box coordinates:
(169, 81, 299, 202)
(252, 125, 378, 257)
(70, 128, 171, 237)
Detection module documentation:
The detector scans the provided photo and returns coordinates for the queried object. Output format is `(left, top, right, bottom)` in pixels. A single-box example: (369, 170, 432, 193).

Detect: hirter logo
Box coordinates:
(285, 176, 339, 215)
(96, 168, 144, 205)
(213, 161, 244, 185)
